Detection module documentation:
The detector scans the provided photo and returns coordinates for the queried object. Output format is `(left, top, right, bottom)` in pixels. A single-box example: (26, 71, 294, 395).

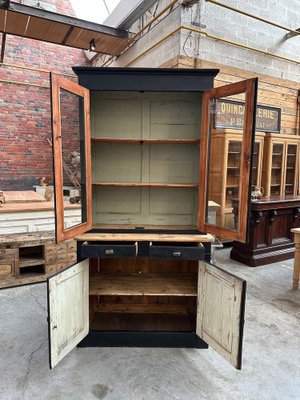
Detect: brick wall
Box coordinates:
(0, 0, 87, 191)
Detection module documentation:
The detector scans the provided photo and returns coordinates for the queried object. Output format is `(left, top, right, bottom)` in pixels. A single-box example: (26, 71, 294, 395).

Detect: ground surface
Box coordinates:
(0, 248, 299, 400)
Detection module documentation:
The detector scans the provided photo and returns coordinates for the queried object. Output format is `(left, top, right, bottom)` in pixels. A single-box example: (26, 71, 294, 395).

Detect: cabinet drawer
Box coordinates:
(0, 263, 13, 279)
(81, 241, 138, 259)
(149, 242, 205, 261)
(0, 248, 18, 261)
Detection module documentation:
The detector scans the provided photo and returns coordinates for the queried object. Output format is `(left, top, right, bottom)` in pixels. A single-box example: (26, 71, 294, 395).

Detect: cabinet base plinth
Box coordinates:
(78, 331, 208, 348)
(230, 245, 295, 267)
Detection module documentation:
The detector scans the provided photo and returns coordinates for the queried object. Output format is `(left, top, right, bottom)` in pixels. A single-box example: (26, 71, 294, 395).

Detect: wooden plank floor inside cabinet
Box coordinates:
(89, 273, 197, 296)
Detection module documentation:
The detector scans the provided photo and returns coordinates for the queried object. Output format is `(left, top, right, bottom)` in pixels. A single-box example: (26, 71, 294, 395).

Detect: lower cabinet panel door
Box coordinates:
(196, 261, 246, 369)
(47, 259, 89, 369)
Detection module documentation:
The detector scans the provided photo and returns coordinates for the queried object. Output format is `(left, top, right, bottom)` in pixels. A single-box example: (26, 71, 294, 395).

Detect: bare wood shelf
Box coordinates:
(76, 232, 214, 242)
(91, 303, 192, 314)
(91, 137, 200, 144)
(19, 257, 45, 268)
(92, 182, 198, 188)
(89, 273, 197, 296)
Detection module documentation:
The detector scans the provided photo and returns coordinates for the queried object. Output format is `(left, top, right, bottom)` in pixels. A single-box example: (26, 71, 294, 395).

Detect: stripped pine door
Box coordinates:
(48, 259, 89, 369)
(196, 261, 246, 369)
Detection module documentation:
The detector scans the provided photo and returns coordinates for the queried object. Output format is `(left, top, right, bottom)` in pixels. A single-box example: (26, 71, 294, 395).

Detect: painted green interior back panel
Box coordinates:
(93, 186, 198, 226)
(148, 93, 201, 139)
(149, 144, 199, 184)
(92, 143, 142, 182)
(91, 91, 202, 226)
(92, 92, 142, 138)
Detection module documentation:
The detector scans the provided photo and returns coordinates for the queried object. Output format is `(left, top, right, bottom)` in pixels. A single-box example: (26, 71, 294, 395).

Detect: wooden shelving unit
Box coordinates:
(47, 69, 257, 369)
(208, 130, 265, 231)
(262, 133, 300, 197)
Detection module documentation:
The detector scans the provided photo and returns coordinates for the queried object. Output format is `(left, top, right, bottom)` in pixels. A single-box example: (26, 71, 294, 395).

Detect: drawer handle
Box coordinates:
(173, 251, 181, 257)
(105, 249, 114, 255)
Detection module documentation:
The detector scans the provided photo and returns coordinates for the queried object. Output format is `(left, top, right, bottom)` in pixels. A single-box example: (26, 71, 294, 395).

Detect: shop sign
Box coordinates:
(215, 99, 281, 132)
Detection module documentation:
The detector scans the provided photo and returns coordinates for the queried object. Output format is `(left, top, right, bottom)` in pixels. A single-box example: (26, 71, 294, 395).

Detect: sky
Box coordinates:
(71, 0, 122, 24)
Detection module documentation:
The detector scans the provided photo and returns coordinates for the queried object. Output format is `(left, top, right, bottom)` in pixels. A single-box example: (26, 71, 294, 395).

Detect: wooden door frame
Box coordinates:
(51, 74, 92, 243)
(198, 78, 258, 243)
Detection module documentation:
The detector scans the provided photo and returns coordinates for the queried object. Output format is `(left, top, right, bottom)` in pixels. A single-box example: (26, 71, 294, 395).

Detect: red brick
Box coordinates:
(0, 0, 88, 190)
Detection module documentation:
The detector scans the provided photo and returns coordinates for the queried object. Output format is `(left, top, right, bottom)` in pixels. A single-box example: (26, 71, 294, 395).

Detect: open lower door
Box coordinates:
(196, 261, 246, 369)
(51, 74, 92, 243)
(48, 259, 89, 369)
(198, 78, 258, 242)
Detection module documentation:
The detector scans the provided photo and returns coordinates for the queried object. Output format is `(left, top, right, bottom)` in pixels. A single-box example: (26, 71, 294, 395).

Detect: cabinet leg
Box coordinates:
(293, 238, 300, 289)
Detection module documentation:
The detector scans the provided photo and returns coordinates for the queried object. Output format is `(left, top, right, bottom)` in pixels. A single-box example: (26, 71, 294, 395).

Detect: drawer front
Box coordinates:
(81, 242, 138, 259)
(0, 263, 13, 279)
(0, 248, 18, 261)
(149, 243, 205, 261)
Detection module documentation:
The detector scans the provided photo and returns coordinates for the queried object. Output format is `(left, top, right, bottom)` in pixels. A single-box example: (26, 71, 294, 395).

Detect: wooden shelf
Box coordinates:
(89, 273, 197, 297)
(91, 137, 200, 144)
(92, 182, 198, 188)
(19, 257, 45, 268)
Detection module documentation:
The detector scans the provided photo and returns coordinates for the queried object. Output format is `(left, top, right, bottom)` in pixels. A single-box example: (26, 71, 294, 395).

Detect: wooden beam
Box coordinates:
(0, 32, 6, 63)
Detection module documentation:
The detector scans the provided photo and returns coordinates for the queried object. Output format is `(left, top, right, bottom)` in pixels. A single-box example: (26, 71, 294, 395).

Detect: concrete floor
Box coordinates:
(0, 248, 299, 400)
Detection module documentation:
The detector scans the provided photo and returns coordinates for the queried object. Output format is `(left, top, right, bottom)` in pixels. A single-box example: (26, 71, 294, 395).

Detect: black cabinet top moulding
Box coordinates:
(73, 67, 220, 92)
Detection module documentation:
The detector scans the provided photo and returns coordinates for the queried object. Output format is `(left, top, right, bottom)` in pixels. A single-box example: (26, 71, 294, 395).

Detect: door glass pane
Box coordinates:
(285, 144, 297, 195)
(60, 88, 87, 230)
(251, 142, 259, 186)
(206, 92, 246, 231)
(226, 141, 242, 207)
(271, 143, 283, 196)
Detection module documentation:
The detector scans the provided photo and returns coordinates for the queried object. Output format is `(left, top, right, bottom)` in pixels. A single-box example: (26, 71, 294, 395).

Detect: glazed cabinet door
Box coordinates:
(196, 261, 246, 369)
(47, 259, 89, 369)
(198, 79, 258, 242)
(51, 74, 92, 243)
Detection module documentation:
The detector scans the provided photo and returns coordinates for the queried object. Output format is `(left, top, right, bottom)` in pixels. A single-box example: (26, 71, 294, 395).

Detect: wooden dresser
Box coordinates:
(230, 196, 300, 266)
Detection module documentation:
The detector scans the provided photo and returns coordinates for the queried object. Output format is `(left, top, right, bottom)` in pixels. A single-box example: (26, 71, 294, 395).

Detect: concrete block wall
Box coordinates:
(110, 0, 299, 83)
(181, 0, 300, 82)
(0, 1, 87, 191)
(106, 0, 181, 67)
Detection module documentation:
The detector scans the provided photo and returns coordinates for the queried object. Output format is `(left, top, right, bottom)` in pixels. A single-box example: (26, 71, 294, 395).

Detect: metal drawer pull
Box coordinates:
(173, 251, 181, 257)
(105, 249, 114, 255)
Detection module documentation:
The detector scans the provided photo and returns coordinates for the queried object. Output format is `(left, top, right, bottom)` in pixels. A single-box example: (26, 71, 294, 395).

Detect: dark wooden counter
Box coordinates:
(230, 196, 300, 266)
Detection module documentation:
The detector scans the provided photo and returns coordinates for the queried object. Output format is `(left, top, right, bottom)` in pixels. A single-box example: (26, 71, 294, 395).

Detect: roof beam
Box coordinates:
(0, 1, 129, 55)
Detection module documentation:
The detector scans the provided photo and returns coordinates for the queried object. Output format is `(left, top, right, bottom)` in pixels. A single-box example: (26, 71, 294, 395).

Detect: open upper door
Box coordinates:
(196, 261, 246, 369)
(198, 79, 258, 242)
(47, 259, 89, 369)
(51, 74, 92, 243)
